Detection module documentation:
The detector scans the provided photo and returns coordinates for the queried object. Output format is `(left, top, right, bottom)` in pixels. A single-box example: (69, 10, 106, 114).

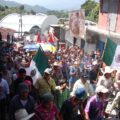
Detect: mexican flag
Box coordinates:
(103, 38, 120, 69)
(26, 47, 49, 84)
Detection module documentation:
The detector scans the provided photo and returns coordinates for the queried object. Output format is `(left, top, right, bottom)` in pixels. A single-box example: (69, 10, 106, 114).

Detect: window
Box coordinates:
(101, 0, 109, 13)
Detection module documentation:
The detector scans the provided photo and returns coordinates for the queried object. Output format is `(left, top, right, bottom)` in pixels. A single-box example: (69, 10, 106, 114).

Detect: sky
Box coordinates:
(8, 0, 99, 10)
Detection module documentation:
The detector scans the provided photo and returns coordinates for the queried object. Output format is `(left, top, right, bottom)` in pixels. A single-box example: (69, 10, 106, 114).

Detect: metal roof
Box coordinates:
(0, 13, 58, 33)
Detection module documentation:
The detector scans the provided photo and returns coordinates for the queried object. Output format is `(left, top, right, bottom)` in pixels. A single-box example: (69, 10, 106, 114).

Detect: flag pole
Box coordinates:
(39, 43, 48, 59)
(39, 44, 44, 52)
(101, 37, 108, 60)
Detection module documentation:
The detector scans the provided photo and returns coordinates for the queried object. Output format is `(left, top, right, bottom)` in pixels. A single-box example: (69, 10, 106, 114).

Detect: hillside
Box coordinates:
(0, 0, 69, 21)
(0, 0, 49, 13)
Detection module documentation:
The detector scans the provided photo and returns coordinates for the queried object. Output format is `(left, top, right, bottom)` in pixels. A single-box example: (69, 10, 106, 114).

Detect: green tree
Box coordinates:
(47, 10, 68, 18)
(19, 5, 24, 11)
(5, 6, 8, 9)
(30, 9, 36, 15)
(19, 5, 25, 14)
(0, 5, 27, 20)
(87, 4, 99, 22)
(81, 0, 99, 22)
(0, 5, 5, 11)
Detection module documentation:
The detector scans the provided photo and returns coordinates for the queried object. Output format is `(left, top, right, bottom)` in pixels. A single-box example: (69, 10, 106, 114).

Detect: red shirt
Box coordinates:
(34, 104, 58, 120)
(48, 33, 55, 43)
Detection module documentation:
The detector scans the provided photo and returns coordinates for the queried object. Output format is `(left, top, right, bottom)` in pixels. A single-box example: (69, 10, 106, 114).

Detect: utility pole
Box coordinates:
(19, 5, 24, 41)
(20, 13, 22, 41)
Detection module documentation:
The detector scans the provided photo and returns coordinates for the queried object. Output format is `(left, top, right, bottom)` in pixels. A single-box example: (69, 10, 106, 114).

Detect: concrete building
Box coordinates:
(98, 0, 120, 33)
(85, 0, 120, 54)
(0, 27, 16, 41)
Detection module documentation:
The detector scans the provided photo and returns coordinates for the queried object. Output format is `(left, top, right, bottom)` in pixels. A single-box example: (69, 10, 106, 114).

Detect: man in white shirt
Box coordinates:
(97, 66, 113, 91)
(71, 74, 94, 97)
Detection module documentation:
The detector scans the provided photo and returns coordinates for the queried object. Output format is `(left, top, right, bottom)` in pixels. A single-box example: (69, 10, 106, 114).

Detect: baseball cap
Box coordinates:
(44, 68, 52, 75)
(42, 92, 54, 103)
(95, 85, 109, 93)
(19, 83, 29, 93)
(75, 87, 87, 100)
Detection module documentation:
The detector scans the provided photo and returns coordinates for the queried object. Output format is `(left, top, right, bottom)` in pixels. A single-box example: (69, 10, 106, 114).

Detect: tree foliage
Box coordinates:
(19, 5, 24, 11)
(0, 5, 27, 20)
(0, 5, 5, 11)
(0, 5, 69, 21)
(47, 10, 68, 18)
(30, 10, 36, 15)
(81, 0, 99, 22)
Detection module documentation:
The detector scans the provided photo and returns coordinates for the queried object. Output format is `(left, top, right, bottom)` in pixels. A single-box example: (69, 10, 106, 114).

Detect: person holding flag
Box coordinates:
(25, 47, 49, 85)
(34, 68, 56, 102)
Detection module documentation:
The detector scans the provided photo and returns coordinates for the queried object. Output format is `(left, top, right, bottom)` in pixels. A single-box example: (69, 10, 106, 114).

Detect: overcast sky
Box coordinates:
(7, 0, 99, 10)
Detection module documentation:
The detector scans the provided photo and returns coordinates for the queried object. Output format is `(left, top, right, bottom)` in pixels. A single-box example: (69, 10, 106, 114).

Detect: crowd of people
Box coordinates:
(0, 41, 120, 120)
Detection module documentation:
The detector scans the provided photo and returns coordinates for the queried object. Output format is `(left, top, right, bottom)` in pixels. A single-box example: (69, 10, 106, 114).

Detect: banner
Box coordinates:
(69, 9, 85, 38)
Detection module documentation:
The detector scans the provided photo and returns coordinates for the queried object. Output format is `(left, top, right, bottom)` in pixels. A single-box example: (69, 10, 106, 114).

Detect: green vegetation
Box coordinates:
(0, 4, 68, 20)
(0, 0, 99, 23)
(47, 10, 68, 18)
(47, 0, 99, 22)
(30, 10, 36, 15)
(0, 5, 37, 20)
(81, 0, 99, 22)
(0, 5, 18, 20)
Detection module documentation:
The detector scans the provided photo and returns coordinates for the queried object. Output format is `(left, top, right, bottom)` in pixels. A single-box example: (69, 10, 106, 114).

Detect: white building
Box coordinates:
(0, 13, 58, 34)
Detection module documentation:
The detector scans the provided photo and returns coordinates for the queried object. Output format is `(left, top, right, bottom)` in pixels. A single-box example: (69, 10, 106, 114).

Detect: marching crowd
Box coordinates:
(0, 42, 120, 120)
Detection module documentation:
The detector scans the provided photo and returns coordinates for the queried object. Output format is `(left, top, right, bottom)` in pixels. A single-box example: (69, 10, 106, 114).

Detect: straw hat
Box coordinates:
(53, 62, 60, 66)
(104, 66, 113, 74)
(92, 60, 98, 65)
(74, 60, 79, 65)
(15, 109, 35, 120)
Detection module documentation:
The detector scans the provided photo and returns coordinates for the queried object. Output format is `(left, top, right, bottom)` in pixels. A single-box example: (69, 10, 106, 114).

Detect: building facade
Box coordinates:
(85, 0, 120, 54)
(98, 0, 120, 33)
